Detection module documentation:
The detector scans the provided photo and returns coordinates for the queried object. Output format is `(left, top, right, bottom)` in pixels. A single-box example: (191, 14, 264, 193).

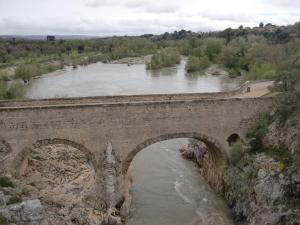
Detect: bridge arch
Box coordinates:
(122, 132, 229, 174)
(12, 138, 96, 177)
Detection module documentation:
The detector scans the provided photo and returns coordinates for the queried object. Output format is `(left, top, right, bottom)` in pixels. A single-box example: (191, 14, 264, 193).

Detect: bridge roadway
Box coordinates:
(0, 81, 273, 108)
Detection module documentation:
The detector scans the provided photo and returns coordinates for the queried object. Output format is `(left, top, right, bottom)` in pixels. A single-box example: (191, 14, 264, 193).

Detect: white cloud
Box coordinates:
(265, 0, 300, 8)
(0, 0, 299, 35)
(86, 0, 180, 13)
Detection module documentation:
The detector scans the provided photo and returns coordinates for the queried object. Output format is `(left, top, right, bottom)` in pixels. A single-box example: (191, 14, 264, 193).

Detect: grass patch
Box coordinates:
(266, 143, 292, 164)
(0, 176, 14, 188)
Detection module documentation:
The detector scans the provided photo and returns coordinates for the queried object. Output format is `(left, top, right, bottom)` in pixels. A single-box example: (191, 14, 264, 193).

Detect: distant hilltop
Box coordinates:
(0, 21, 299, 42)
(0, 35, 101, 41)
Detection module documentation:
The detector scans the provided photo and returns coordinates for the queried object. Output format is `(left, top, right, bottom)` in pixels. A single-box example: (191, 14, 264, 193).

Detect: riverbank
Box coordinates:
(109, 55, 151, 65)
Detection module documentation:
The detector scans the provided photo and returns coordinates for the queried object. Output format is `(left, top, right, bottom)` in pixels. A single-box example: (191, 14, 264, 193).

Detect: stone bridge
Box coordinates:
(0, 89, 278, 209)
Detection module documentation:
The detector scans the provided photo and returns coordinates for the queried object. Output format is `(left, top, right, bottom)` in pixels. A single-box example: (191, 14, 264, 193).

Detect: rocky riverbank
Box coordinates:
(180, 112, 300, 225)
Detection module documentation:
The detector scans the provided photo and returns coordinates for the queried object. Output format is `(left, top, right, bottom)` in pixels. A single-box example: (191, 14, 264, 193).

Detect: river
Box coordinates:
(26, 59, 240, 98)
(26, 59, 237, 225)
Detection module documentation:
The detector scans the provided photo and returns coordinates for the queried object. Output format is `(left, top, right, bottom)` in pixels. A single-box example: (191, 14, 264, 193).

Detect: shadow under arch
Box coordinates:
(122, 132, 229, 174)
(13, 138, 97, 177)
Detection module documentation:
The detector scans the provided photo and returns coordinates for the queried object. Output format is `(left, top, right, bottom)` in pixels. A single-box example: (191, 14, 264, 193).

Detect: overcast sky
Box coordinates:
(0, 0, 299, 36)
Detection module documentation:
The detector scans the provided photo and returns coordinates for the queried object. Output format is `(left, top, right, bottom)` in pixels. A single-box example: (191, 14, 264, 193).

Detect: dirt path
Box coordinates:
(231, 81, 274, 98)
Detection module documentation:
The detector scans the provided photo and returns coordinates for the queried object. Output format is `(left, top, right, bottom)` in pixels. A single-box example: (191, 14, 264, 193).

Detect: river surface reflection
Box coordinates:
(26, 59, 240, 99)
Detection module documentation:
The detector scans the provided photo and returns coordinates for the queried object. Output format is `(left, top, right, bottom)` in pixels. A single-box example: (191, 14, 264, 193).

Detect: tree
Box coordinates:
(259, 22, 264, 28)
(186, 56, 200, 72)
(274, 69, 300, 92)
(147, 47, 180, 70)
(185, 55, 210, 72)
(203, 38, 225, 61)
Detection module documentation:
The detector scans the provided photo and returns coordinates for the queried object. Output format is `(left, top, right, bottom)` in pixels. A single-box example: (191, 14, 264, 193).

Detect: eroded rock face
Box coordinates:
(16, 144, 104, 225)
(1, 199, 44, 223)
(223, 154, 300, 225)
(179, 139, 225, 192)
(264, 113, 300, 156)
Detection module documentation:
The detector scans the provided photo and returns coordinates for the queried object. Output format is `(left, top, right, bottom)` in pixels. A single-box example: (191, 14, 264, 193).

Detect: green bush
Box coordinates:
(0, 80, 24, 100)
(15, 63, 41, 81)
(185, 55, 210, 72)
(203, 38, 225, 61)
(238, 152, 255, 168)
(245, 63, 277, 80)
(0, 214, 7, 225)
(247, 114, 270, 153)
(199, 56, 210, 69)
(0, 176, 14, 188)
(267, 143, 291, 164)
(230, 142, 244, 165)
(4, 83, 24, 99)
(275, 89, 300, 121)
(273, 69, 300, 92)
(185, 56, 200, 72)
(240, 165, 254, 182)
(147, 47, 180, 70)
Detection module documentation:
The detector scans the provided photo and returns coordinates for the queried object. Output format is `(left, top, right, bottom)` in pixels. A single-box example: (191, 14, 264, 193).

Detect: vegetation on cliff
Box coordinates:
(224, 79, 300, 224)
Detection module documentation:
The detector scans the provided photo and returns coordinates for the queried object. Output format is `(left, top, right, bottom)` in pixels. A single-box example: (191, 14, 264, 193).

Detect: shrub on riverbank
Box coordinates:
(147, 47, 180, 70)
(0, 81, 24, 100)
(185, 55, 210, 72)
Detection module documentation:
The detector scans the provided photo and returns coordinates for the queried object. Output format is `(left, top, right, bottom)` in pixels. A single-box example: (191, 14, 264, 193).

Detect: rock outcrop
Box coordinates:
(179, 140, 225, 193)
(223, 153, 300, 225)
(180, 113, 300, 225)
(0, 144, 113, 225)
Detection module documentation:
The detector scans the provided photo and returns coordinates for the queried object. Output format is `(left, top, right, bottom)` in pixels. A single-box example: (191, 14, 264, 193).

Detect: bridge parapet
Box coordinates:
(0, 81, 255, 108)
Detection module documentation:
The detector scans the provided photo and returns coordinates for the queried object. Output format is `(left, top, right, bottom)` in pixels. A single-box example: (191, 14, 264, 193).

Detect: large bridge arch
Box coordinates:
(122, 132, 229, 175)
(12, 138, 97, 177)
